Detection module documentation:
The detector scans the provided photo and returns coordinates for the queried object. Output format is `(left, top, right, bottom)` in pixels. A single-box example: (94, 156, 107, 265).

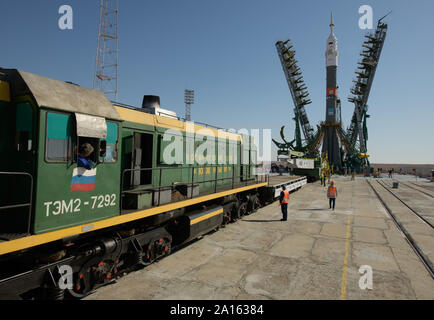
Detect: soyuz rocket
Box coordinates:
(322, 12, 342, 169)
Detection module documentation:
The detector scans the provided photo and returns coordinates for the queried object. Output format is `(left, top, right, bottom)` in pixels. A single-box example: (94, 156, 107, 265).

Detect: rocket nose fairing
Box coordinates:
(326, 12, 338, 67)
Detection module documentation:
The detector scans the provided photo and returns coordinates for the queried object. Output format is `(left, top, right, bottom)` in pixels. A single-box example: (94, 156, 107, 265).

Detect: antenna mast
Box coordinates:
(94, 0, 119, 100)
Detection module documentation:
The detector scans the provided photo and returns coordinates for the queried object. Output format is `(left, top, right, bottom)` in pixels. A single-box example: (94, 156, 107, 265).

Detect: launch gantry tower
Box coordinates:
(274, 39, 323, 157)
(345, 16, 388, 167)
(273, 15, 389, 171)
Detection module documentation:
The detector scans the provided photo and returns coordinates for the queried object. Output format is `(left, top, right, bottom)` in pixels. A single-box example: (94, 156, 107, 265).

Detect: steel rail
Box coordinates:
(376, 179, 433, 229)
(401, 181, 434, 199)
(366, 179, 434, 279)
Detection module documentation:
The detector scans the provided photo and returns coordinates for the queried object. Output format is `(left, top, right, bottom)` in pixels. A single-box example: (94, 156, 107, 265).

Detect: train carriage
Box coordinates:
(0, 69, 267, 299)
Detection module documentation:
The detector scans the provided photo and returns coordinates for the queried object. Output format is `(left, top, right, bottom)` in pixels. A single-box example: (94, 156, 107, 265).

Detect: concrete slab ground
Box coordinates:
(86, 176, 434, 300)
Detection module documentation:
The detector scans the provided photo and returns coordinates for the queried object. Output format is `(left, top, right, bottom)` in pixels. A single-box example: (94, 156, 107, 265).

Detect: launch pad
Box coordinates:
(274, 13, 389, 173)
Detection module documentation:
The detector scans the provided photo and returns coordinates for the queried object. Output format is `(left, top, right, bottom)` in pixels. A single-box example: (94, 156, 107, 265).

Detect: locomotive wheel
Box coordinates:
(67, 258, 115, 299)
(222, 211, 231, 226)
(67, 272, 94, 299)
(239, 202, 248, 217)
(234, 202, 248, 220)
(249, 195, 261, 213)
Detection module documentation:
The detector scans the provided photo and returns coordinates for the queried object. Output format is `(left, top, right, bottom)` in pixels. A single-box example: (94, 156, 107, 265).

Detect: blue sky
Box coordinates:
(1, 0, 433, 163)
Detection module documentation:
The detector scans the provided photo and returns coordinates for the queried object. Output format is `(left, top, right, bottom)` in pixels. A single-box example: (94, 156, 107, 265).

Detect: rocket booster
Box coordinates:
(325, 12, 339, 123)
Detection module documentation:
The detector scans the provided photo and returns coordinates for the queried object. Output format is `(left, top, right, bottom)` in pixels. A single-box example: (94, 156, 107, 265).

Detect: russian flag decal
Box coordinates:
(71, 167, 97, 192)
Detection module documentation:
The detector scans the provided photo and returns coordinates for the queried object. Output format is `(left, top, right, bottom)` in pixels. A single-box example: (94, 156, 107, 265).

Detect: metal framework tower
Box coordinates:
(346, 16, 388, 167)
(184, 89, 194, 121)
(274, 39, 325, 157)
(93, 0, 119, 100)
(275, 40, 314, 142)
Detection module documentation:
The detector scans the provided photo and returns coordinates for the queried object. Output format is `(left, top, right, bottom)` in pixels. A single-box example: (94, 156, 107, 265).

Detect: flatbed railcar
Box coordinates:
(0, 69, 305, 299)
(260, 175, 307, 201)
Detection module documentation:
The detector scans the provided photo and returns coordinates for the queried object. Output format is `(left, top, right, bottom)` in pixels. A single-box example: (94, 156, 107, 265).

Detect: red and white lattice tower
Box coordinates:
(93, 0, 119, 100)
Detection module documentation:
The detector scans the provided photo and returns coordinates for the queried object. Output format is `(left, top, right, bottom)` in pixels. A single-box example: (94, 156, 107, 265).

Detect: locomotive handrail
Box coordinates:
(120, 164, 267, 208)
(0, 171, 33, 234)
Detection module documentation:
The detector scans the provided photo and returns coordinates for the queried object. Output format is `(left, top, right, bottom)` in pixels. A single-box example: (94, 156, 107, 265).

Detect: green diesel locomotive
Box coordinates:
(0, 68, 268, 299)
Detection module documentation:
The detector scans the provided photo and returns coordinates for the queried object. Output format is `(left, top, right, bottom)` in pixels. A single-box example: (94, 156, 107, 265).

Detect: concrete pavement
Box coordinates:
(86, 176, 434, 300)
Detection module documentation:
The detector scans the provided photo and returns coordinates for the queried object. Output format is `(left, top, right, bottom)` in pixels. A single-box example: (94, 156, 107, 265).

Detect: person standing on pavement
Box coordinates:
(279, 185, 289, 221)
(327, 181, 337, 210)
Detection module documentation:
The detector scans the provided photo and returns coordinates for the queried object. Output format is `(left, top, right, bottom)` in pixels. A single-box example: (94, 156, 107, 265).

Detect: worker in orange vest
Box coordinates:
(327, 181, 337, 210)
(280, 185, 289, 221)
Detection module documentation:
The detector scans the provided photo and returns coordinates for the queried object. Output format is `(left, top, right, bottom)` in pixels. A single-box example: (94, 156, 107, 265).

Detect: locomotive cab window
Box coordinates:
(45, 111, 73, 162)
(99, 121, 118, 163)
(16, 102, 34, 152)
(74, 113, 113, 167)
(46, 112, 117, 165)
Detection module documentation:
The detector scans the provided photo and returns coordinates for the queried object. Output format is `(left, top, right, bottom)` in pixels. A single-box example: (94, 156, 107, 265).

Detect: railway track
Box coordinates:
(366, 179, 434, 279)
(399, 181, 434, 199)
(376, 179, 433, 229)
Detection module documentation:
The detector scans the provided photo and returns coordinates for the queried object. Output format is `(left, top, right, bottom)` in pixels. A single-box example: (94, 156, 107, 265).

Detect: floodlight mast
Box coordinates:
(184, 89, 195, 121)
